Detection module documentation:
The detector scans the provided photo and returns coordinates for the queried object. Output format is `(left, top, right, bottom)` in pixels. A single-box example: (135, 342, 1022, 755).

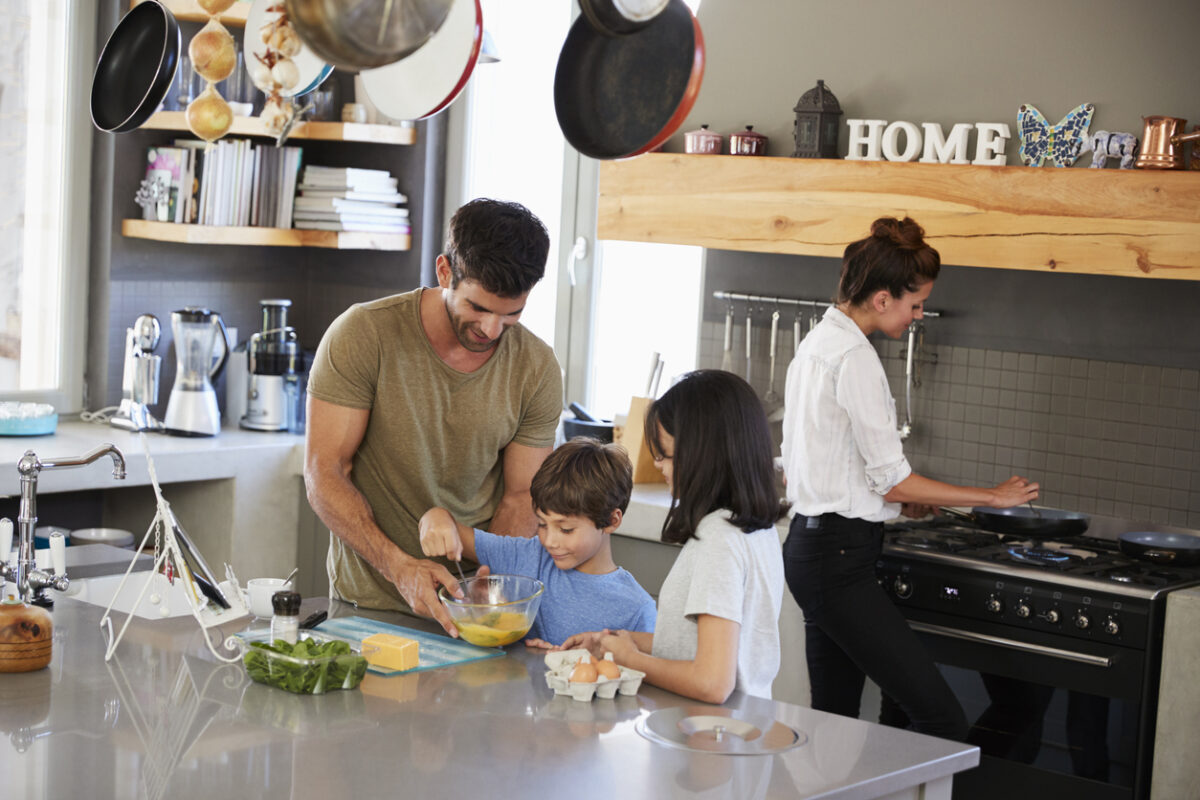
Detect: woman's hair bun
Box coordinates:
(870, 216, 926, 250)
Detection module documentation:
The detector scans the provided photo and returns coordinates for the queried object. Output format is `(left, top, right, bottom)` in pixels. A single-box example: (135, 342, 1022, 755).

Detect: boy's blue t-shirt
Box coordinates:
(473, 531, 657, 646)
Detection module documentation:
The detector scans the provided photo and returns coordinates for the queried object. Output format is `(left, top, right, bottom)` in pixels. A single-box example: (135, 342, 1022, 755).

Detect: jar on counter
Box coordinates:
(683, 124, 723, 154)
(270, 590, 302, 645)
(729, 125, 769, 156)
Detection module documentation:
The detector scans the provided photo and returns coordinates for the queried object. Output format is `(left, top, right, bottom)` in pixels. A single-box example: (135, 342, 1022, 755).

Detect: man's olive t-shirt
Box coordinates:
(307, 289, 563, 611)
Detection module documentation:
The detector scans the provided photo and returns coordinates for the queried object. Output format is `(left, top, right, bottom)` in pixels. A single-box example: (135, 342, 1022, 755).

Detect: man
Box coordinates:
(304, 199, 563, 635)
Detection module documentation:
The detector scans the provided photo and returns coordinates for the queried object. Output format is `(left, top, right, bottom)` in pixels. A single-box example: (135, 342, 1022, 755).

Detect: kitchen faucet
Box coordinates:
(0, 444, 127, 606)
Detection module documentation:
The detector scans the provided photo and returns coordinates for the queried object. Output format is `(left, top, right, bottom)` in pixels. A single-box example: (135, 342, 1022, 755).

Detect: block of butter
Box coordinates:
(360, 633, 420, 672)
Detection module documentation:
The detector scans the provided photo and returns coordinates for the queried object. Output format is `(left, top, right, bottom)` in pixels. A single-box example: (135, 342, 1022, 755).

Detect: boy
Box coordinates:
(419, 438, 657, 647)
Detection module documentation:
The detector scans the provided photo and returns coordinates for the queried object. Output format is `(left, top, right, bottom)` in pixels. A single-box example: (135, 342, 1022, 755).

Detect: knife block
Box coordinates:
(616, 396, 665, 485)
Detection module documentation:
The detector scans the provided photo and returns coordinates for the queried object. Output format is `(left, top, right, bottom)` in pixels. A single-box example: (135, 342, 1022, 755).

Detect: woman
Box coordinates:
(781, 216, 1038, 741)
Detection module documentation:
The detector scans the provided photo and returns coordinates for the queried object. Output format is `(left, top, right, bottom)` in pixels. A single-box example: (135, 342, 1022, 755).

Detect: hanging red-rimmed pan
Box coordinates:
(554, 0, 705, 160)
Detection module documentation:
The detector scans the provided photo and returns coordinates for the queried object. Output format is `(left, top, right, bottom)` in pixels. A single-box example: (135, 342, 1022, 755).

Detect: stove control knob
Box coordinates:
(1015, 601, 1032, 619)
(1042, 609, 1061, 625)
(985, 595, 1004, 614)
(893, 577, 913, 599)
(1104, 617, 1120, 636)
(1074, 612, 1091, 630)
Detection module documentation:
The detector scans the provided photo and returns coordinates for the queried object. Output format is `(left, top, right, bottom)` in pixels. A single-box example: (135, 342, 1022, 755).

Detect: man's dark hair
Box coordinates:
(444, 199, 550, 298)
(530, 438, 633, 530)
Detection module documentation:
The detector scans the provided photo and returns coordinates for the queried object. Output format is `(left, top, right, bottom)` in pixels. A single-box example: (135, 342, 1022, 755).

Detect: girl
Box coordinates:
(781, 216, 1038, 741)
(560, 369, 787, 703)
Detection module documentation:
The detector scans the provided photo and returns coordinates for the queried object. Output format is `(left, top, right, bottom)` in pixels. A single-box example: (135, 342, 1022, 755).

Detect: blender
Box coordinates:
(164, 307, 229, 437)
(240, 299, 305, 432)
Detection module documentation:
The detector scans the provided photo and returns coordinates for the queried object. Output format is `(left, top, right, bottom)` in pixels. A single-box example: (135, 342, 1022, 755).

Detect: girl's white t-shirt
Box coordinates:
(651, 510, 785, 699)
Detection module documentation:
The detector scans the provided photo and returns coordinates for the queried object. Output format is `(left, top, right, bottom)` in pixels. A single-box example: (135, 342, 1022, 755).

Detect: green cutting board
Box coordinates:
(316, 615, 504, 676)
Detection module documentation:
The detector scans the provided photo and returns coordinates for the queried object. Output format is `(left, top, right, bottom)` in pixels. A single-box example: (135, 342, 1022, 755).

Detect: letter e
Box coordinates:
(973, 122, 1011, 166)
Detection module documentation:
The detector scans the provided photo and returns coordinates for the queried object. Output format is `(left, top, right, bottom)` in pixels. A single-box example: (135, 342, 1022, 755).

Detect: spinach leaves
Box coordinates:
(244, 637, 368, 694)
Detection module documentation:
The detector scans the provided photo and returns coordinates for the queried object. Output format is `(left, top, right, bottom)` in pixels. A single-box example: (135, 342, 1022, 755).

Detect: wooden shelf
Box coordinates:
(132, 0, 249, 25)
(140, 111, 417, 145)
(122, 219, 411, 251)
(597, 153, 1200, 280)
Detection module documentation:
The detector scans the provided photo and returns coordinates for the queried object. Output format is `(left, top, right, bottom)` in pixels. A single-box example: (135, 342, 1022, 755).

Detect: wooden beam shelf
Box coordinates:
(132, 0, 249, 26)
(597, 153, 1200, 280)
(140, 111, 417, 145)
(122, 219, 411, 251)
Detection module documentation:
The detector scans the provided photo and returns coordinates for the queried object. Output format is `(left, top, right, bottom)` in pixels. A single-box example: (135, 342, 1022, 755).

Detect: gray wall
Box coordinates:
(678, 0, 1200, 524)
(86, 2, 445, 414)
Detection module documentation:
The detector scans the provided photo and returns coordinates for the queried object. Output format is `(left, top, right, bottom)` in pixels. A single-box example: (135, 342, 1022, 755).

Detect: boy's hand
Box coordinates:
(523, 637, 558, 650)
(419, 507, 464, 561)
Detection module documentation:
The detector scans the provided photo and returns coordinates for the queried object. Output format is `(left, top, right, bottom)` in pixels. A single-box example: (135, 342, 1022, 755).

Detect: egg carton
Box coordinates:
(544, 649, 645, 702)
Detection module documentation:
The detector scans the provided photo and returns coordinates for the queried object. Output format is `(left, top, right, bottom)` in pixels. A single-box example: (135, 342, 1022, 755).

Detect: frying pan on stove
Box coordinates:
(1118, 531, 1200, 566)
(554, 0, 705, 160)
(939, 506, 1090, 538)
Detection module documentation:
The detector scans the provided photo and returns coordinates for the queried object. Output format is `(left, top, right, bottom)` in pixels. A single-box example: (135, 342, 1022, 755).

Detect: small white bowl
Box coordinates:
(70, 527, 135, 548)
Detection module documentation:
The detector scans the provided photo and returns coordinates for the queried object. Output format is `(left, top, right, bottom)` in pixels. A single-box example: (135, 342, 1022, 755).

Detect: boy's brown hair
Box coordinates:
(530, 437, 633, 529)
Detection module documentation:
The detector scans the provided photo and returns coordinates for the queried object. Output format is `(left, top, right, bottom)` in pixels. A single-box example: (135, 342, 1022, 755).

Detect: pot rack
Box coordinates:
(714, 290, 942, 439)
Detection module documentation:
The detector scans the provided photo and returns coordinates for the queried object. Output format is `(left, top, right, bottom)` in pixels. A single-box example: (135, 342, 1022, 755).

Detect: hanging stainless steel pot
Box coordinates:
(285, 0, 455, 71)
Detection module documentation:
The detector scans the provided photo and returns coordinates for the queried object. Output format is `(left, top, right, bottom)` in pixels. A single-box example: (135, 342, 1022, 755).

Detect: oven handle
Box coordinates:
(908, 621, 1113, 668)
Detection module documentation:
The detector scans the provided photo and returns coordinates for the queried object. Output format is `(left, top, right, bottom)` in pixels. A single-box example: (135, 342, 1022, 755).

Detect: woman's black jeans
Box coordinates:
(783, 513, 968, 742)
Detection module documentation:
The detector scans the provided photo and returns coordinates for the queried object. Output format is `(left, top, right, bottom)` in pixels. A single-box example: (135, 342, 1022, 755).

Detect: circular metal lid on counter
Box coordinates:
(635, 706, 807, 755)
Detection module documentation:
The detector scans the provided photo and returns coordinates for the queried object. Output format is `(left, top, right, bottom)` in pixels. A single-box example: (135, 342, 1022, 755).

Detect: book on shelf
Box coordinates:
(297, 187, 407, 204)
(293, 211, 413, 226)
(292, 197, 410, 216)
(301, 165, 398, 190)
(293, 219, 412, 234)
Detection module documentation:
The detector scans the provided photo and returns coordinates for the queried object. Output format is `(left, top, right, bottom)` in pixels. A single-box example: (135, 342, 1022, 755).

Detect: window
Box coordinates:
(0, 0, 94, 412)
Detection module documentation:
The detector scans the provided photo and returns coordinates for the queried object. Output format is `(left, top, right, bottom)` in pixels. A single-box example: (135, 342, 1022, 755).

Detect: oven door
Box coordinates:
(904, 606, 1148, 800)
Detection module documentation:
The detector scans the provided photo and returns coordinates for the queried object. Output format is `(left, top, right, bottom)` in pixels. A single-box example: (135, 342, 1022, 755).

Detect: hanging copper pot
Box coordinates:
(1134, 116, 1200, 170)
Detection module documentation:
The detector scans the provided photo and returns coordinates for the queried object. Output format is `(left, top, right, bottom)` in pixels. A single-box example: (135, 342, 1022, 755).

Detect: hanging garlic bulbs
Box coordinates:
(185, 15, 235, 142)
(253, 3, 300, 138)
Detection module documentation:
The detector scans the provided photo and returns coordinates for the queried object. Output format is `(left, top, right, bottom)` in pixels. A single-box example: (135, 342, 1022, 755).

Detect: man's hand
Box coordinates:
(383, 553, 463, 637)
(419, 507, 464, 561)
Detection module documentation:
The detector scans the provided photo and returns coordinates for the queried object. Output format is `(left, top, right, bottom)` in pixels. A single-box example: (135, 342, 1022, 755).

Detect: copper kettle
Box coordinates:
(1135, 116, 1200, 170)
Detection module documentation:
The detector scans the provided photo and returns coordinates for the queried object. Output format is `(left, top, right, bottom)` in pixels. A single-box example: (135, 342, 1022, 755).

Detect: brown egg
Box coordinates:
(569, 656, 598, 683)
(596, 655, 620, 680)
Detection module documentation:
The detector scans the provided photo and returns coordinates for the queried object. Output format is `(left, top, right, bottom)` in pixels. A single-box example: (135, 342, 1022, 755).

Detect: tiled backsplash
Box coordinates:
(697, 318, 1200, 529)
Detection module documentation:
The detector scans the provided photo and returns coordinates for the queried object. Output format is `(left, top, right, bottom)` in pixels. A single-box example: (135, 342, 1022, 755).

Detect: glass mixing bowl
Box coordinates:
(438, 574, 545, 647)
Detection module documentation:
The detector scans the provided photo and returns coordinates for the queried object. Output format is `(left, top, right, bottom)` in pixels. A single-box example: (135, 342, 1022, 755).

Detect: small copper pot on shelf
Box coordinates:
(1134, 116, 1200, 170)
(729, 125, 768, 156)
(683, 124, 723, 154)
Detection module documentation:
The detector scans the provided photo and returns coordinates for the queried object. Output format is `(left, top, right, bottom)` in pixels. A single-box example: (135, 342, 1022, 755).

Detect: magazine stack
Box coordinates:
(292, 166, 409, 234)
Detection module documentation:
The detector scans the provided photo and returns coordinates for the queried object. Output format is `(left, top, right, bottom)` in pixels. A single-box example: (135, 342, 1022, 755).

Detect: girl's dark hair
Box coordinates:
(645, 370, 787, 544)
(836, 217, 941, 307)
(444, 198, 550, 298)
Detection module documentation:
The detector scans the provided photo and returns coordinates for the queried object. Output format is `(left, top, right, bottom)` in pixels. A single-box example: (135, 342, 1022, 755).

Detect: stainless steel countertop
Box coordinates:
(0, 591, 978, 799)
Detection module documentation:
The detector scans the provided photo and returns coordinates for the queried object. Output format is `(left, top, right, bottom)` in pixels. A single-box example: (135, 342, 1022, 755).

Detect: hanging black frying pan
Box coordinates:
(554, 0, 705, 160)
(91, 0, 181, 133)
(939, 506, 1090, 538)
(1118, 531, 1200, 566)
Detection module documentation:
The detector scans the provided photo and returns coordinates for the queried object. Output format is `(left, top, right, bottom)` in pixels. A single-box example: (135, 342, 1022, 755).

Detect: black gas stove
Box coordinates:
(876, 516, 1200, 800)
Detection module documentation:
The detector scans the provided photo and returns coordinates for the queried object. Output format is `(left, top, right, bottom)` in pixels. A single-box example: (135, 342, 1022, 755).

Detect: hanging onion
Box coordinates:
(190, 19, 237, 83)
(197, 0, 238, 14)
(186, 84, 234, 142)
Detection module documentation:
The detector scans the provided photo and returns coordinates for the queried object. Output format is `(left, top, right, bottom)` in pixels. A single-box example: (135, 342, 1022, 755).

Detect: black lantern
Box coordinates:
(792, 79, 842, 159)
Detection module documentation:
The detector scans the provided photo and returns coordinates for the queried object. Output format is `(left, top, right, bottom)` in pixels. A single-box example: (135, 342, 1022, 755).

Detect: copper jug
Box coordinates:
(1134, 116, 1200, 169)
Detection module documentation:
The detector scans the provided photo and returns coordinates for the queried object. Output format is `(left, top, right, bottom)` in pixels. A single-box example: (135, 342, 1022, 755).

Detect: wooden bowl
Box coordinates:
(0, 600, 53, 673)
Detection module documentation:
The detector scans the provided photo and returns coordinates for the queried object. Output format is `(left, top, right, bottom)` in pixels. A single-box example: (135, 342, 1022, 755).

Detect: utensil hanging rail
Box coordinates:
(712, 290, 942, 318)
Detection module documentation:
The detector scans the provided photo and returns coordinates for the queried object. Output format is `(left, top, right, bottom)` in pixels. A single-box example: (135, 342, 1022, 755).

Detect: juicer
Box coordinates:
(240, 299, 304, 432)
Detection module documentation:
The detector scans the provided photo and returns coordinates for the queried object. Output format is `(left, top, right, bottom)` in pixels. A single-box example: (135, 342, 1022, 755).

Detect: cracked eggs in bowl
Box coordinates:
(438, 574, 545, 647)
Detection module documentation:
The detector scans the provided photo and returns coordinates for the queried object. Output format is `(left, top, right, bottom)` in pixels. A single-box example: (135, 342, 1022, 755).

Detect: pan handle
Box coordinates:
(1141, 549, 1177, 563)
(937, 507, 975, 525)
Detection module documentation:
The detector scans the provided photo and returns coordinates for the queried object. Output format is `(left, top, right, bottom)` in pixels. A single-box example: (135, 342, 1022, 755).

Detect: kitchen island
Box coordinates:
(0, 591, 978, 799)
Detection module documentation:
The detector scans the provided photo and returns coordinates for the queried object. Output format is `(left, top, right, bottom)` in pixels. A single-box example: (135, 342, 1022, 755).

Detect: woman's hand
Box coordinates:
(900, 502, 936, 519)
(989, 475, 1040, 508)
(418, 507, 464, 561)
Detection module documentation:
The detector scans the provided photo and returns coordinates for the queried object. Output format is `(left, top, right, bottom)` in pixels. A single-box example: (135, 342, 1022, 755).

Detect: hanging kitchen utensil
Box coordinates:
(938, 506, 1090, 539)
(579, 0, 670, 36)
(285, 0, 455, 71)
(744, 308, 753, 385)
(554, 0, 705, 159)
(720, 306, 734, 372)
(91, 0, 182, 133)
(244, 0, 333, 99)
(793, 311, 802, 355)
(358, 0, 482, 121)
(763, 309, 781, 407)
(1117, 531, 1200, 566)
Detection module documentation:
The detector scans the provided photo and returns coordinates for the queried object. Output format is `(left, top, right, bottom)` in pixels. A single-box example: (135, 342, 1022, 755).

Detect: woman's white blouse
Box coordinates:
(781, 306, 911, 522)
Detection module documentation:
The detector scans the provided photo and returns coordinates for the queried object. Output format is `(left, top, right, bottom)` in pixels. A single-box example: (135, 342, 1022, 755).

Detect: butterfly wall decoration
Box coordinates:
(1017, 102, 1095, 167)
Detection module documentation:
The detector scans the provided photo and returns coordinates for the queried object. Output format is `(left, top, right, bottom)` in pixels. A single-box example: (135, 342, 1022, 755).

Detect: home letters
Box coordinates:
(845, 119, 1011, 165)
